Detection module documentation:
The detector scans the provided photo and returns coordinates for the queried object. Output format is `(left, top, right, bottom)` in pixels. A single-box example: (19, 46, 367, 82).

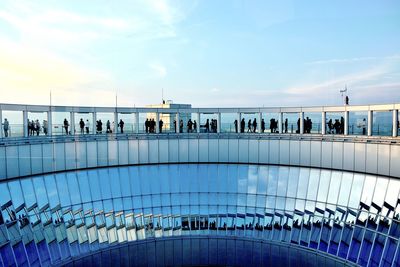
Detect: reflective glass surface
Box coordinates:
(0, 164, 399, 266)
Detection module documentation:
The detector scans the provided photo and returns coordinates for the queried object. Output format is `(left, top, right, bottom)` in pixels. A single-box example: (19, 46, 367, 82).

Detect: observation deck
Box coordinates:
(0, 103, 399, 266)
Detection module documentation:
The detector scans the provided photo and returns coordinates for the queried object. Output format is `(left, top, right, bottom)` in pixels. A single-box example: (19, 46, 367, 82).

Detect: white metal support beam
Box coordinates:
(23, 110, 28, 137)
(299, 112, 304, 134)
(344, 111, 349, 135)
(393, 109, 398, 137)
(321, 112, 326, 135)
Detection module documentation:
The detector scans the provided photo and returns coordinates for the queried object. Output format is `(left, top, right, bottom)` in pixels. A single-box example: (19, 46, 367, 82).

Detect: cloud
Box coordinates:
(148, 62, 167, 78)
(305, 55, 400, 65)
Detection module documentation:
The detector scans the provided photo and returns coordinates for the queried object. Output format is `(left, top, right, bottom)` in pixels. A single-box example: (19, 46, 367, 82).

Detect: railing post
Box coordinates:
(217, 112, 221, 133)
(196, 113, 200, 133)
(0, 107, 3, 138)
(135, 112, 139, 134)
(299, 111, 304, 134)
(23, 110, 28, 137)
(367, 110, 373, 136)
(344, 111, 349, 135)
(321, 112, 326, 135)
(47, 110, 52, 136)
(278, 112, 283, 134)
(237, 112, 241, 133)
(393, 109, 398, 137)
(70, 111, 75, 135)
(176, 112, 180, 133)
(93, 112, 97, 134)
(155, 112, 160, 133)
(114, 111, 118, 134)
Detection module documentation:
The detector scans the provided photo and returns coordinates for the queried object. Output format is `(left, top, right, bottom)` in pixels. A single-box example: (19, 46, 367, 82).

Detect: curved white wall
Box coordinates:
(0, 136, 399, 180)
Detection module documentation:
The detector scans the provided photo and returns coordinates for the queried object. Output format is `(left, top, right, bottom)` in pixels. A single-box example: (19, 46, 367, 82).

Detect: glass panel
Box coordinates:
(240, 113, 259, 133)
(52, 111, 70, 135)
(117, 113, 134, 133)
(96, 112, 115, 134)
(348, 111, 367, 135)
(262, 112, 279, 133)
(27, 111, 48, 136)
(220, 113, 237, 133)
(348, 174, 365, 209)
(317, 170, 331, 203)
(307, 169, 320, 201)
(2, 110, 23, 137)
(372, 111, 392, 136)
(158, 112, 175, 133)
(282, 113, 300, 134)
(74, 112, 93, 135)
(327, 171, 342, 205)
(325, 112, 344, 134)
(303, 113, 321, 134)
(199, 113, 218, 133)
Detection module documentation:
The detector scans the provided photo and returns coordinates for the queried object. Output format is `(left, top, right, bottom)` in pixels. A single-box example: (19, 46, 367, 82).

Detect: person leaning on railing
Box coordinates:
(2, 118, 9, 137)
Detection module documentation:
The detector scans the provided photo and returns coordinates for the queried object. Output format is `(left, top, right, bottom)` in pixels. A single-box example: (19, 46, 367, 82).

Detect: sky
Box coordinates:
(0, 0, 399, 107)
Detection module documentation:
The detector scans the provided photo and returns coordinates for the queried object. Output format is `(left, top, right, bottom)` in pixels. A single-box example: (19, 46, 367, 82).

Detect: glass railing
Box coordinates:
(0, 122, 398, 139)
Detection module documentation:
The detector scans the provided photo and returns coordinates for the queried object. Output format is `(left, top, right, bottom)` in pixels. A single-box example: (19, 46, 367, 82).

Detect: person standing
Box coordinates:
(79, 118, 85, 134)
(284, 118, 288, 133)
(159, 119, 163, 133)
(3, 118, 9, 137)
(234, 119, 238, 133)
(85, 120, 90, 134)
(106, 120, 111, 133)
(193, 120, 197, 132)
(119, 119, 125, 134)
(63, 118, 69, 135)
(252, 118, 257, 133)
(261, 119, 265, 133)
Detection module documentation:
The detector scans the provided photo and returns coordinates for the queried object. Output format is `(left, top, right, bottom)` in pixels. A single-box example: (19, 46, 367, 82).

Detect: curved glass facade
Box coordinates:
(0, 164, 399, 266)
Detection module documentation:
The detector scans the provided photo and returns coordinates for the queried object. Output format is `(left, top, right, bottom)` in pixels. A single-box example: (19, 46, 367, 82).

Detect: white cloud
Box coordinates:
(148, 62, 167, 78)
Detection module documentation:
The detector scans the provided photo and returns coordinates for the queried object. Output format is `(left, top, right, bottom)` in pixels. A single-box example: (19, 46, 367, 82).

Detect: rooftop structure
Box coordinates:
(0, 102, 399, 267)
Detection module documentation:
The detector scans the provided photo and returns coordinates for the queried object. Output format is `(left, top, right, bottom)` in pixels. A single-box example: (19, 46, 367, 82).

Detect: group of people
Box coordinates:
(28, 119, 48, 136)
(145, 118, 157, 133)
(327, 117, 345, 134)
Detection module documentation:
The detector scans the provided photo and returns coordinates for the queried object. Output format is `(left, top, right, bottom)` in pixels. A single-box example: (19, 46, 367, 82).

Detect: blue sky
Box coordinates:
(0, 0, 399, 107)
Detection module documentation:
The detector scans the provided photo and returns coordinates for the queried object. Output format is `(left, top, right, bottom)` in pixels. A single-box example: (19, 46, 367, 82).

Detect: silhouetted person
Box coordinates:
(247, 119, 252, 132)
(63, 118, 69, 135)
(193, 120, 197, 132)
(145, 119, 149, 133)
(327, 119, 333, 134)
(261, 119, 265, 133)
(179, 119, 183, 133)
(360, 118, 366, 135)
(345, 95, 349, 105)
(284, 118, 288, 133)
(85, 119, 90, 134)
(106, 120, 111, 133)
(2, 118, 9, 137)
(340, 116, 344, 134)
(173, 120, 177, 133)
(240, 118, 245, 133)
(234, 119, 238, 133)
(270, 118, 275, 133)
(205, 119, 210, 133)
(187, 119, 193, 133)
(334, 119, 341, 134)
(79, 118, 85, 134)
(118, 119, 124, 133)
(252, 118, 257, 133)
(43, 120, 48, 135)
(297, 118, 300, 133)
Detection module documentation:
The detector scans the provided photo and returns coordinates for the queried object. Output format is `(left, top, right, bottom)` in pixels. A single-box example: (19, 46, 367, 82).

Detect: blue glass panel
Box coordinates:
(36, 240, 51, 266)
(0, 244, 15, 267)
(13, 242, 28, 266)
(58, 239, 71, 260)
(47, 241, 60, 263)
(25, 241, 39, 267)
